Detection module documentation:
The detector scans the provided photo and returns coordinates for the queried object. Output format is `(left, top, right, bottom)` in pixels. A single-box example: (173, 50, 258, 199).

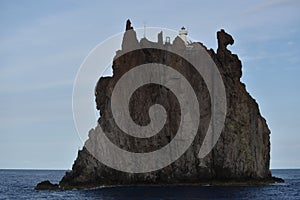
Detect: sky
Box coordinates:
(0, 0, 299, 169)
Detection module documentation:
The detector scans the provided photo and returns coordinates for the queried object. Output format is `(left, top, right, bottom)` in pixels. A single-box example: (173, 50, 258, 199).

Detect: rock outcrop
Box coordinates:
(35, 180, 59, 190)
(36, 20, 283, 190)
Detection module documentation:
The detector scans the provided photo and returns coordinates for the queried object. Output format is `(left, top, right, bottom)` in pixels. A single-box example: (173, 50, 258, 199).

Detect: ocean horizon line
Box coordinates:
(0, 168, 299, 171)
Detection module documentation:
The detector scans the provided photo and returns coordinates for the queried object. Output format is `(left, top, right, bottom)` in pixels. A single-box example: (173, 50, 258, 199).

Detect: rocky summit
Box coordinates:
(36, 20, 283, 190)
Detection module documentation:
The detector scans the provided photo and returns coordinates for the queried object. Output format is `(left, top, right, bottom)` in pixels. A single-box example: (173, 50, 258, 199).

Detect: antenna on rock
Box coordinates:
(143, 21, 146, 38)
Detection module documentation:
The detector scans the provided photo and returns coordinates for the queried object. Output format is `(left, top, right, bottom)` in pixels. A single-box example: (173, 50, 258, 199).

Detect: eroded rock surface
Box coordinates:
(46, 20, 281, 189)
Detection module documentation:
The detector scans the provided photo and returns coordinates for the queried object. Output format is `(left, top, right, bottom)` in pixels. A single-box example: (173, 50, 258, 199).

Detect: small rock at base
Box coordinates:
(35, 180, 59, 190)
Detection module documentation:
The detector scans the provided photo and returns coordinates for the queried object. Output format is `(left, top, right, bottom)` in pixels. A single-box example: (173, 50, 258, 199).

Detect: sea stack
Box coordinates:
(37, 20, 283, 190)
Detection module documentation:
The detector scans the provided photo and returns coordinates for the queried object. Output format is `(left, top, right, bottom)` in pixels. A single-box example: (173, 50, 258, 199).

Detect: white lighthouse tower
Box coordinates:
(179, 27, 188, 45)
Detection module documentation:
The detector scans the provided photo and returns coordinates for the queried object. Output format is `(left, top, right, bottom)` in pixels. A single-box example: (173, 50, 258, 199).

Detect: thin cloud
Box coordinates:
(244, 0, 299, 14)
(0, 79, 73, 93)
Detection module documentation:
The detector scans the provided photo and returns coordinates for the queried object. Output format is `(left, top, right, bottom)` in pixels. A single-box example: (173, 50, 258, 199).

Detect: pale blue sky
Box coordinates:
(0, 0, 299, 169)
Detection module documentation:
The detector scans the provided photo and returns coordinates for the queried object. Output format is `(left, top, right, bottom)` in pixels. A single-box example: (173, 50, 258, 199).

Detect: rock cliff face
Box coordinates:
(57, 21, 279, 189)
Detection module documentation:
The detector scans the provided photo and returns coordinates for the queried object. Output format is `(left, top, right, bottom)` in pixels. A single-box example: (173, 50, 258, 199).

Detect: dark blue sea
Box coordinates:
(0, 169, 299, 199)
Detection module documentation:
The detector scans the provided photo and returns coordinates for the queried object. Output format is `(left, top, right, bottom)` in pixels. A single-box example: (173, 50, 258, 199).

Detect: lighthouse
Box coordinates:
(179, 27, 188, 45)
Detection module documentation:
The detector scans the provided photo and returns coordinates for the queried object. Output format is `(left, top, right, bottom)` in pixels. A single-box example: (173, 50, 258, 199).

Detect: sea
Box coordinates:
(0, 169, 299, 200)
